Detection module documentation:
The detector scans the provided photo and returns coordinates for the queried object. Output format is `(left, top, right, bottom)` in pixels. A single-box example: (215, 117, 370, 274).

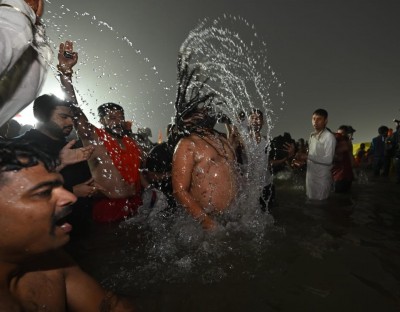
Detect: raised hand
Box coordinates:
(57, 140, 94, 171)
(58, 41, 78, 76)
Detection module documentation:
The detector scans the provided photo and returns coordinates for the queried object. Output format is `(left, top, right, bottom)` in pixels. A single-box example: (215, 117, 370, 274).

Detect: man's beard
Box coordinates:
(105, 125, 126, 137)
(45, 121, 72, 139)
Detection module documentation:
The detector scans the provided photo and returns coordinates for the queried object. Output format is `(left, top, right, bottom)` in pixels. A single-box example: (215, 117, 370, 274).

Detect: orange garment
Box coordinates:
(95, 128, 141, 192)
(92, 196, 142, 223)
(93, 128, 142, 222)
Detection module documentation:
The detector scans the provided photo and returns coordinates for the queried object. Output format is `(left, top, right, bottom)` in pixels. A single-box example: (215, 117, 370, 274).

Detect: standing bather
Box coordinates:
(295, 108, 336, 200)
(171, 54, 239, 230)
(57, 41, 143, 223)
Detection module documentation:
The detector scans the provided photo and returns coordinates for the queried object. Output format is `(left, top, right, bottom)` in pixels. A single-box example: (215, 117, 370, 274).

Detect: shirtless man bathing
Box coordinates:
(172, 55, 238, 230)
(0, 140, 136, 311)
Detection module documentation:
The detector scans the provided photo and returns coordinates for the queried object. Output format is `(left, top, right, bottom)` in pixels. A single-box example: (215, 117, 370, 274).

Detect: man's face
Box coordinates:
(312, 114, 327, 132)
(0, 163, 77, 258)
(249, 113, 264, 133)
(101, 110, 125, 136)
(45, 106, 74, 138)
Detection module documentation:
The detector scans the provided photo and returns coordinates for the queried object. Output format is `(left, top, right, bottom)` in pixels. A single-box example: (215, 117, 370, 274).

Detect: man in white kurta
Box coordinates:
(307, 128, 336, 200)
(301, 109, 336, 200)
(0, 0, 50, 127)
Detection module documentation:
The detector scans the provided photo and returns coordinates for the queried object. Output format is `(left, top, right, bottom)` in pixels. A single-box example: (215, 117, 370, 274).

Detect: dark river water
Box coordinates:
(66, 168, 400, 312)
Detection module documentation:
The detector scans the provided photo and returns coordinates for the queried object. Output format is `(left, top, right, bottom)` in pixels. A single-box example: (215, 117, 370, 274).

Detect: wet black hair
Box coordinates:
(33, 94, 70, 122)
(97, 103, 124, 118)
(0, 139, 58, 185)
(174, 52, 217, 135)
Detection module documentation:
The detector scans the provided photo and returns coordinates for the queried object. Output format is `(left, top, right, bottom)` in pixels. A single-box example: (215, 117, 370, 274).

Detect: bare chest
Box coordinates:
(10, 271, 66, 312)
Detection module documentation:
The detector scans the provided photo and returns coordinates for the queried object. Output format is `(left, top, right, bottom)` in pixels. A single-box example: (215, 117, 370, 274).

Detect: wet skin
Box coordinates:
(0, 164, 76, 255)
(172, 131, 238, 230)
(76, 109, 139, 198)
(0, 164, 136, 311)
(0, 164, 75, 310)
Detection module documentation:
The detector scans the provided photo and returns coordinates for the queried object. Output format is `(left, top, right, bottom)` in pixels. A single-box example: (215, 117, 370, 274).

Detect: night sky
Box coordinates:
(31, 0, 400, 143)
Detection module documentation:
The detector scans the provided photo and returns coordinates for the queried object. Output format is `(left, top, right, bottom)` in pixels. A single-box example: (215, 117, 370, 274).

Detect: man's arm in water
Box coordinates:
(172, 137, 216, 230)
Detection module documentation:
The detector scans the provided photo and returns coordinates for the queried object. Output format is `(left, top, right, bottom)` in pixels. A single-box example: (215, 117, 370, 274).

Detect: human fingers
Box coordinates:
(80, 146, 94, 160)
(58, 42, 65, 54)
(63, 139, 76, 150)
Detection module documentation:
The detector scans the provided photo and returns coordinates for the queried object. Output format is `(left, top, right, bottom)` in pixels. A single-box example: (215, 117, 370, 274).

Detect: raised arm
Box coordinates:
(57, 40, 95, 141)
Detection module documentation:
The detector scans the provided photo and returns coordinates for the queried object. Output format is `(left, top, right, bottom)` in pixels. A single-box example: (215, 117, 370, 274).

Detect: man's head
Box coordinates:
(337, 125, 349, 136)
(378, 125, 389, 137)
(312, 108, 328, 132)
(98, 103, 126, 137)
(0, 140, 76, 260)
(33, 94, 74, 139)
(181, 103, 218, 133)
(249, 108, 264, 133)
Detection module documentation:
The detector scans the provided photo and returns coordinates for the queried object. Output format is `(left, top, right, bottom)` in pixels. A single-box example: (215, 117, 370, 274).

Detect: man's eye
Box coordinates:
(34, 189, 52, 198)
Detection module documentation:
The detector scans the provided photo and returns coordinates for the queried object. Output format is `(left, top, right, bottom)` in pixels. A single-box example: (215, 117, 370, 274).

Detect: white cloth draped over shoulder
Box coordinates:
(0, 0, 51, 127)
(306, 128, 336, 200)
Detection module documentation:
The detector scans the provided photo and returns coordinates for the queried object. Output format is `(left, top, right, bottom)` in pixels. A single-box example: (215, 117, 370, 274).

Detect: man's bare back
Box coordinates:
(172, 131, 238, 229)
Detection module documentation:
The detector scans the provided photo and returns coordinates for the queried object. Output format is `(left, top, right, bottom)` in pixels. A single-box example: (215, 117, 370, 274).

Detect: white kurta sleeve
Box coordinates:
(0, 0, 49, 126)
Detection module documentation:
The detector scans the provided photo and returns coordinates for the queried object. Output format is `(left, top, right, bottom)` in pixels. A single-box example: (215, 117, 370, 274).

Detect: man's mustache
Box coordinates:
(50, 205, 73, 235)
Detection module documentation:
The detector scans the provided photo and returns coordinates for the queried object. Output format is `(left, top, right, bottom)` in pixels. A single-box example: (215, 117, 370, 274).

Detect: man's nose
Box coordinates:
(54, 186, 77, 206)
(66, 117, 74, 126)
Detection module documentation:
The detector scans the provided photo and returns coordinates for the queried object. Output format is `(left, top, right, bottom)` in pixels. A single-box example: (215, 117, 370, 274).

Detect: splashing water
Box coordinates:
(31, 3, 287, 294)
(101, 15, 287, 291)
(178, 14, 285, 203)
(36, 0, 174, 131)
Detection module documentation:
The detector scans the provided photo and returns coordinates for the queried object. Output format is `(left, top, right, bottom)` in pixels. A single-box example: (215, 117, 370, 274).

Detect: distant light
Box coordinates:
(14, 104, 36, 127)
(13, 91, 65, 127)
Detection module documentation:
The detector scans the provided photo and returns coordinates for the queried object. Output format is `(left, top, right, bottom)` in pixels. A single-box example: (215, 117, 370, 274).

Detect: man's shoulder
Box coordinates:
(14, 129, 63, 148)
(322, 129, 336, 140)
(14, 129, 40, 141)
(174, 135, 198, 151)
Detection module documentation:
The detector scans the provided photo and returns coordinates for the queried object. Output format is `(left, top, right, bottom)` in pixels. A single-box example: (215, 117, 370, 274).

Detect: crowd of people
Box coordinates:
(1, 0, 399, 310)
